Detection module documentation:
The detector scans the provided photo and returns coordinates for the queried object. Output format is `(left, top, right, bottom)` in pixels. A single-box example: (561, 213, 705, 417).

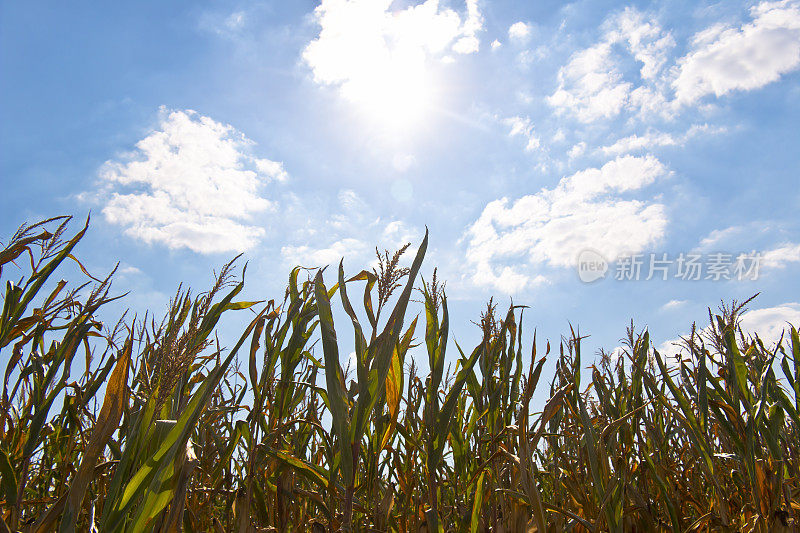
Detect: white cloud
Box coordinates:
(549, 2, 800, 123)
(568, 141, 586, 159)
(602, 131, 678, 155)
(697, 225, 748, 250)
(694, 222, 779, 253)
(302, 0, 483, 107)
(600, 124, 727, 156)
(100, 108, 284, 254)
(537, 0, 800, 141)
(225, 11, 246, 31)
(118, 265, 143, 276)
(548, 39, 631, 122)
(255, 158, 289, 182)
(548, 7, 675, 122)
(674, 1, 800, 105)
(655, 337, 684, 362)
(381, 220, 419, 249)
(661, 299, 688, 310)
(490, 38, 502, 50)
(329, 189, 371, 231)
(607, 345, 627, 365)
(503, 115, 540, 151)
(473, 263, 547, 295)
(739, 302, 800, 346)
(464, 155, 669, 293)
(508, 21, 532, 42)
(763, 242, 800, 268)
(612, 8, 675, 81)
(454, 0, 482, 54)
(281, 222, 421, 271)
(282, 238, 368, 267)
(659, 302, 800, 360)
(692, 224, 800, 273)
(280, 189, 422, 271)
(199, 9, 248, 39)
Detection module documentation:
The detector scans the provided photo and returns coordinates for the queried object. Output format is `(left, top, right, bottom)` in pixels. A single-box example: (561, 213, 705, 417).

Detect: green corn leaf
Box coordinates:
(355, 231, 428, 446)
(1, 217, 89, 349)
(430, 341, 482, 471)
(59, 337, 131, 532)
(314, 270, 353, 486)
(470, 471, 486, 533)
(724, 327, 751, 408)
(792, 327, 800, 413)
(270, 450, 329, 490)
(0, 448, 17, 506)
(102, 307, 267, 530)
(641, 449, 680, 533)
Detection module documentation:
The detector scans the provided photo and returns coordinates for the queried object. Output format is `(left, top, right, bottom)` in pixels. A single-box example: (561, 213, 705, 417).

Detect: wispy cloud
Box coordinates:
(694, 222, 779, 252)
(548, 7, 675, 122)
(99, 108, 286, 254)
(502, 115, 540, 152)
(661, 300, 689, 311)
(599, 124, 727, 156)
(198, 8, 249, 41)
(696, 225, 751, 250)
(280, 189, 421, 270)
(692, 225, 800, 274)
(661, 299, 688, 310)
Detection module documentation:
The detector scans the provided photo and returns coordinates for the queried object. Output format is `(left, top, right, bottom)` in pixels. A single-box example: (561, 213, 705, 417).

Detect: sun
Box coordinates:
(345, 47, 435, 131)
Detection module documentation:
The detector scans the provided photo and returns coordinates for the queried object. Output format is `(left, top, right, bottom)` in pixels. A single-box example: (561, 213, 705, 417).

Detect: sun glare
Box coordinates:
(300, 0, 481, 133)
(346, 48, 435, 130)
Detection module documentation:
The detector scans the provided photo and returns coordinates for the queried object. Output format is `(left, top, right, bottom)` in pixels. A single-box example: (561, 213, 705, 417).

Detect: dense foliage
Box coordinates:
(0, 216, 798, 532)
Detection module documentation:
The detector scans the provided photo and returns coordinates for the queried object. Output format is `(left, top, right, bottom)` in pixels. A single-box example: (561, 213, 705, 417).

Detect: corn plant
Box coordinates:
(1, 215, 798, 532)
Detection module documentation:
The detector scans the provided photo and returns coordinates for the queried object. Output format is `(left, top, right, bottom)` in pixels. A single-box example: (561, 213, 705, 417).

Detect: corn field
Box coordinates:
(0, 215, 798, 532)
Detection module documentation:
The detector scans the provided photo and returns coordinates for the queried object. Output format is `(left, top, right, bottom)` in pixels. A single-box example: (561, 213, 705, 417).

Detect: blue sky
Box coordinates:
(2, 0, 800, 371)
